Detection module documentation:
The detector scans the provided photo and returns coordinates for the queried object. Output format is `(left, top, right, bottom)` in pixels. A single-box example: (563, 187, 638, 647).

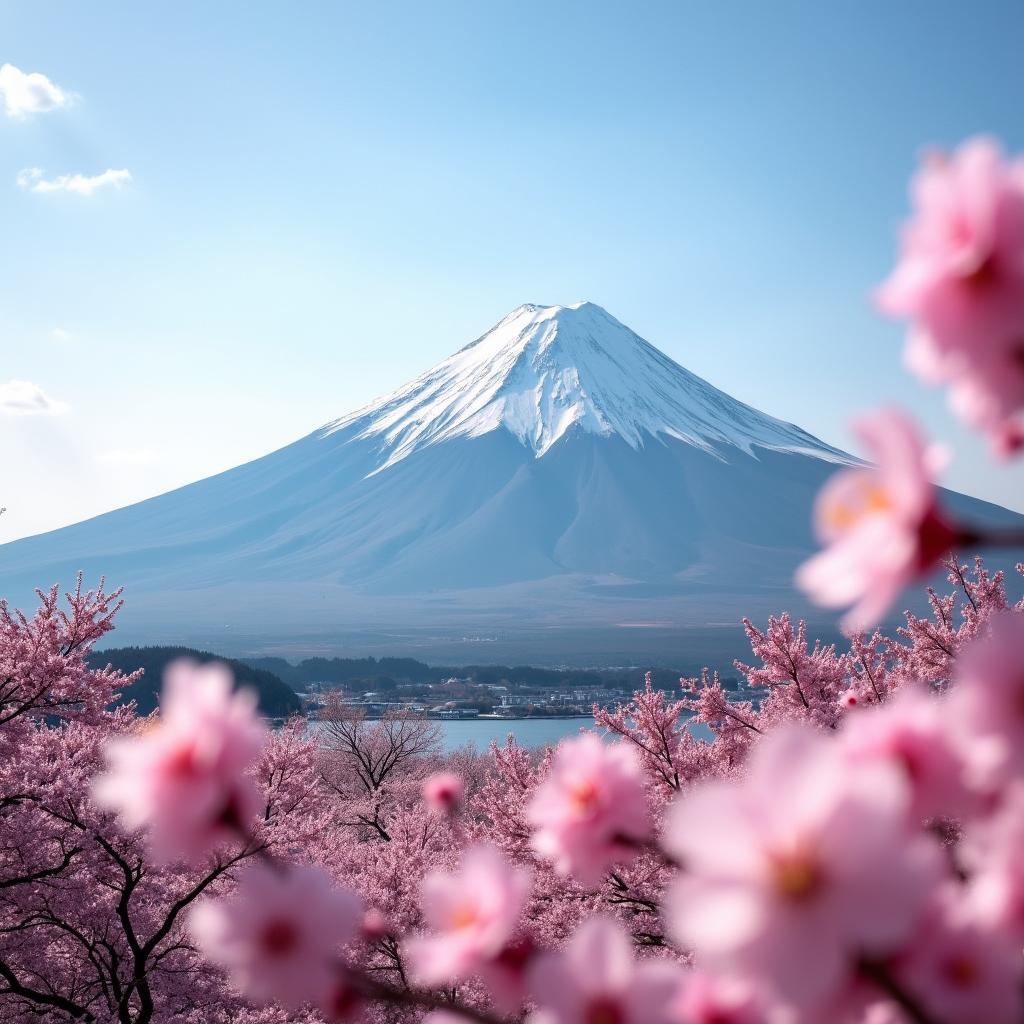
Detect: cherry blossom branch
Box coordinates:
(0, 957, 96, 1021)
(857, 959, 937, 1024)
(354, 972, 512, 1024)
(616, 834, 681, 870)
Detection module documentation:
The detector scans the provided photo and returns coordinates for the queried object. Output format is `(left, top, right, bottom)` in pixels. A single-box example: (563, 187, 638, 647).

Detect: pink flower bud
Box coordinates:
(361, 907, 391, 941)
(423, 771, 466, 814)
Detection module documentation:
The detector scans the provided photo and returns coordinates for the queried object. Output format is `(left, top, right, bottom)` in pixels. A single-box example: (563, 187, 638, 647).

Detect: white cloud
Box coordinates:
(95, 448, 158, 467)
(15, 168, 43, 187)
(0, 63, 70, 118)
(51, 327, 73, 342)
(17, 167, 132, 196)
(0, 379, 69, 416)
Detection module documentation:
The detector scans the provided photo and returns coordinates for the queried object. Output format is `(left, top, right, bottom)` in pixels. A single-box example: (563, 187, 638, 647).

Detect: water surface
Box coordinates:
(437, 715, 713, 752)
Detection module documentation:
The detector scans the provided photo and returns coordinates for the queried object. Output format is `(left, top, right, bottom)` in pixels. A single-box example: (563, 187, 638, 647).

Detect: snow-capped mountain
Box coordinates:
(328, 301, 848, 470)
(0, 302, 1020, 661)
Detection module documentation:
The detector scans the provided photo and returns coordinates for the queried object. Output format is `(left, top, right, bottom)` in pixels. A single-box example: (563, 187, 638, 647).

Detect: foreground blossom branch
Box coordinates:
(857, 958, 940, 1024)
(797, 406, 1024, 631)
(877, 136, 1024, 455)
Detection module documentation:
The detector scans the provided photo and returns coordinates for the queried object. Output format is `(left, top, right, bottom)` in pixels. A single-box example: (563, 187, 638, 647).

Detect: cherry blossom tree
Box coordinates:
(318, 694, 442, 842)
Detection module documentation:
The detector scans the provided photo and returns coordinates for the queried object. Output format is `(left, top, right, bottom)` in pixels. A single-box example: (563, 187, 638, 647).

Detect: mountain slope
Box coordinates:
(1, 302, 1020, 658)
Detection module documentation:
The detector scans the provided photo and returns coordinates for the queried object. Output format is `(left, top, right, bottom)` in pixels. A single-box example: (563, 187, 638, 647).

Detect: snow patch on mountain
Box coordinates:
(323, 301, 850, 473)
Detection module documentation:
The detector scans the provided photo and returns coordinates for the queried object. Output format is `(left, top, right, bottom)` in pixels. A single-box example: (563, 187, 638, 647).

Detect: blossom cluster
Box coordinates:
(877, 137, 1024, 456)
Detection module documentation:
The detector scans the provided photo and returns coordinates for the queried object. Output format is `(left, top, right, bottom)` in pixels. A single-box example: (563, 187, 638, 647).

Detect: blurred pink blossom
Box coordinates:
(947, 610, 1024, 787)
(477, 936, 537, 1014)
(840, 686, 976, 823)
(528, 917, 684, 1024)
(93, 659, 267, 863)
(877, 137, 1024, 451)
(360, 907, 391, 941)
(405, 845, 530, 985)
(189, 862, 362, 1010)
(674, 971, 768, 1024)
(961, 785, 1024, 942)
(527, 734, 651, 887)
(422, 770, 466, 814)
(317, 975, 363, 1023)
(796, 408, 958, 632)
(664, 726, 942, 1009)
(896, 886, 1022, 1024)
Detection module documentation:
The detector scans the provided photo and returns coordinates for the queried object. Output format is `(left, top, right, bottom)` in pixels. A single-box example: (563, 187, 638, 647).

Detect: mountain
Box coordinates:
(1, 302, 1021, 663)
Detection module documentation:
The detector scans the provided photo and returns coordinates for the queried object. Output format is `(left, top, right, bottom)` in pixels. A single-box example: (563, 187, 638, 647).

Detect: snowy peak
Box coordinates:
(324, 302, 847, 471)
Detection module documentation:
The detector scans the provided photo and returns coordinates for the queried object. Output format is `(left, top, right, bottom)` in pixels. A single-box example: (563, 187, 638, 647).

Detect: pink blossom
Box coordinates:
(527, 916, 684, 1024)
(93, 659, 267, 863)
(189, 862, 362, 1010)
(896, 886, 1022, 1024)
(946, 611, 1024, 787)
(405, 844, 530, 985)
(477, 936, 537, 1014)
(360, 907, 391, 941)
(796, 408, 958, 632)
(877, 137, 1024, 449)
(527, 734, 651, 887)
(423, 771, 466, 814)
(961, 786, 1024, 942)
(840, 686, 975, 823)
(664, 726, 942, 1009)
(318, 976, 363, 1022)
(674, 972, 768, 1024)
(838, 689, 860, 710)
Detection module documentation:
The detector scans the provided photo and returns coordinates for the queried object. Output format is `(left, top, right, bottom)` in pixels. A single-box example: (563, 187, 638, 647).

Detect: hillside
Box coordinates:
(91, 646, 302, 718)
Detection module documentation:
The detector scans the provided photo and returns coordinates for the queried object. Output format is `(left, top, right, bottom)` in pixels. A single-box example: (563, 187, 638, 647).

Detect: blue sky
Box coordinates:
(3, 0, 1023, 543)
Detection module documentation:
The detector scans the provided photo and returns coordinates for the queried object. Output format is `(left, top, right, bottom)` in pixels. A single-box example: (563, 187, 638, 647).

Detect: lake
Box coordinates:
(436, 715, 714, 752)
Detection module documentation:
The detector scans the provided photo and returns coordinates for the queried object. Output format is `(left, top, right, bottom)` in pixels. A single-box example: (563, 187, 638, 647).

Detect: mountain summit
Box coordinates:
(327, 302, 846, 471)
(0, 303, 1020, 659)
